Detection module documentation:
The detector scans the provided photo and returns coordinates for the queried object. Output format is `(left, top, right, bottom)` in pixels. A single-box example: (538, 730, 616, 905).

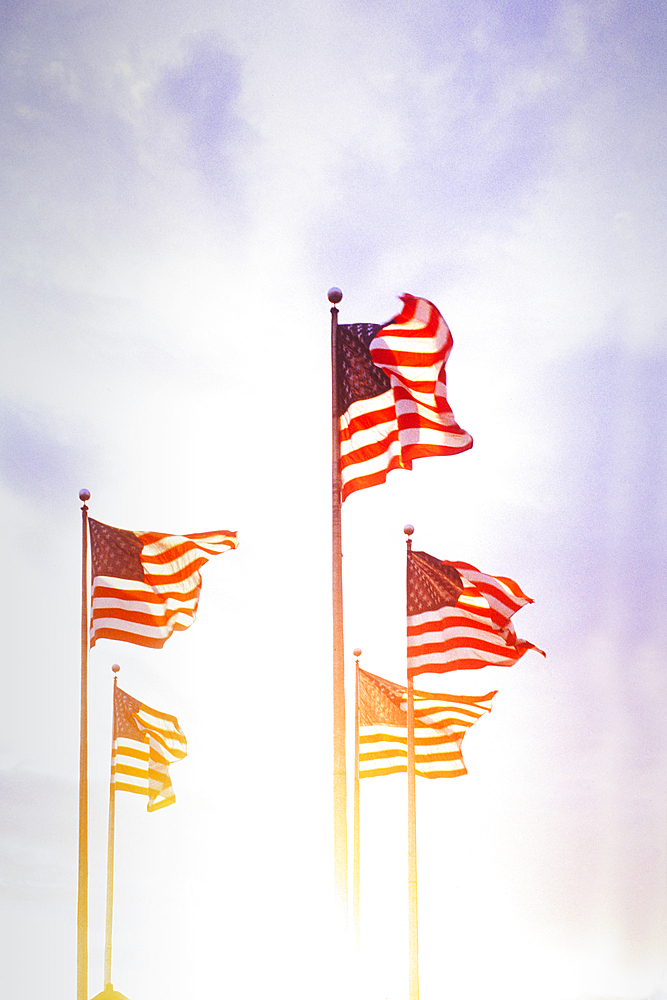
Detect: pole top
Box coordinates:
(328, 287, 343, 304)
(112, 663, 120, 673)
(79, 488, 91, 502)
(404, 524, 414, 537)
(353, 647, 362, 659)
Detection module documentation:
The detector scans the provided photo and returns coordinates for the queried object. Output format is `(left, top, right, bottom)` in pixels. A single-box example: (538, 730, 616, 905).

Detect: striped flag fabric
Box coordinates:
(407, 549, 544, 677)
(358, 668, 496, 778)
(113, 686, 187, 811)
(89, 519, 238, 648)
(336, 295, 472, 500)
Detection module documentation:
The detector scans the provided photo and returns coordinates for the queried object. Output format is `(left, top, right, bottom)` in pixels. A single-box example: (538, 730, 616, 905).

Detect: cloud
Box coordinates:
(158, 36, 250, 191)
(0, 400, 88, 505)
(0, 771, 75, 903)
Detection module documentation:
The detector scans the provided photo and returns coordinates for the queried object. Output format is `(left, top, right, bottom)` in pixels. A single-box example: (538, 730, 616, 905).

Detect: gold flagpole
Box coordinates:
(77, 488, 91, 1000)
(353, 647, 362, 958)
(404, 525, 419, 1000)
(329, 287, 348, 928)
(104, 664, 121, 991)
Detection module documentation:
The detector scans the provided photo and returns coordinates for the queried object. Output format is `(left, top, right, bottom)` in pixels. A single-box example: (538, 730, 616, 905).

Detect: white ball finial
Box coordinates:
(79, 488, 91, 502)
(404, 524, 414, 536)
(328, 287, 343, 304)
(112, 663, 120, 673)
(353, 647, 362, 658)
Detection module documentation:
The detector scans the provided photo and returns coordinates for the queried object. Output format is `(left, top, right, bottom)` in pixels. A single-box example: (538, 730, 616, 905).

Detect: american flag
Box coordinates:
(407, 550, 544, 677)
(113, 686, 187, 811)
(358, 668, 496, 778)
(336, 295, 472, 500)
(89, 519, 238, 648)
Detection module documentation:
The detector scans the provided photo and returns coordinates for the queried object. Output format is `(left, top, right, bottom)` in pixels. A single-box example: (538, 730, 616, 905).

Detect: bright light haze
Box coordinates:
(1, 2, 667, 999)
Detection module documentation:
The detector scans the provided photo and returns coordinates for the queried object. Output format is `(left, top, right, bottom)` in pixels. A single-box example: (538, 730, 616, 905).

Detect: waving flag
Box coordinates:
(358, 668, 496, 778)
(113, 686, 187, 811)
(337, 295, 472, 500)
(407, 549, 544, 677)
(89, 518, 238, 648)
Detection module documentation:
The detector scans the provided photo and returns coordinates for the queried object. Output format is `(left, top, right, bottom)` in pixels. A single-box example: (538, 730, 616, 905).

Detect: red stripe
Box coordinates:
(360, 765, 406, 778)
(340, 404, 397, 441)
(409, 636, 521, 658)
(342, 457, 406, 500)
(409, 659, 502, 676)
(415, 732, 461, 745)
(418, 767, 467, 779)
(360, 748, 406, 761)
(370, 348, 444, 371)
(91, 627, 169, 649)
(92, 581, 201, 605)
(407, 611, 497, 635)
(91, 605, 195, 628)
(92, 583, 167, 605)
(341, 429, 400, 465)
(416, 751, 463, 763)
(408, 648, 527, 676)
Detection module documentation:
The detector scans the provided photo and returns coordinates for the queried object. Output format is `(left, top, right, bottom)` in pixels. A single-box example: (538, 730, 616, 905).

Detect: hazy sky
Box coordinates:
(2, 1, 667, 999)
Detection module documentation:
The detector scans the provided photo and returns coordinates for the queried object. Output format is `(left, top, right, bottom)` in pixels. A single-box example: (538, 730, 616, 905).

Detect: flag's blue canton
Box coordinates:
(336, 322, 387, 415)
(114, 686, 144, 740)
(89, 519, 145, 582)
(407, 550, 463, 616)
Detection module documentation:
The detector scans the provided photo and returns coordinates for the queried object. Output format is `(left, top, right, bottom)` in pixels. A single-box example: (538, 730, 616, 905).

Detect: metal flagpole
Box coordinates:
(78, 488, 91, 1000)
(404, 524, 419, 1000)
(104, 664, 121, 991)
(352, 647, 362, 956)
(329, 286, 348, 927)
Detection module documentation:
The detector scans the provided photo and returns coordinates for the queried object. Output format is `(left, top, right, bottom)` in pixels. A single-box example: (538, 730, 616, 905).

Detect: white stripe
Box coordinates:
(375, 331, 448, 354)
(408, 648, 516, 670)
(342, 440, 403, 477)
(386, 362, 442, 383)
(340, 416, 398, 457)
(341, 450, 402, 489)
(393, 394, 441, 418)
(408, 605, 497, 630)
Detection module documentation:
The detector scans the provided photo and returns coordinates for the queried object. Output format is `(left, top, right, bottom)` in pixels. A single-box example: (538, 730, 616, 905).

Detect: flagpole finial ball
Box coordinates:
(353, 647, 362, 658)
(112, 664, 120, 673)
(328, 287, 343, 304)
(79, 488, 91, 502)
(404, 524, 414, 536)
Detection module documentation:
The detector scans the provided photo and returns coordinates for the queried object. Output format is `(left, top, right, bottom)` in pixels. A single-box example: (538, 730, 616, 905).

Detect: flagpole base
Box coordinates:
(90, 986, 130, 1000)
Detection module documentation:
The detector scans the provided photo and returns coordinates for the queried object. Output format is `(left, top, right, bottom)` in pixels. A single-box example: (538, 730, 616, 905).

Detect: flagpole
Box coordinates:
(352, 647, 362, 957)
(104, 664, 120, 991)
(329, 286, 348, 927)
(77, 488, 90, 1000)
(404, 525, 419, 1000)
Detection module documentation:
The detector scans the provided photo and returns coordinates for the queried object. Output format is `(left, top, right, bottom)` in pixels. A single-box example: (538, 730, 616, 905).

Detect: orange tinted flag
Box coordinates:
(358, 668, 496, 779)
(113, 686, 187, 811)
(89, 519, 238, 648)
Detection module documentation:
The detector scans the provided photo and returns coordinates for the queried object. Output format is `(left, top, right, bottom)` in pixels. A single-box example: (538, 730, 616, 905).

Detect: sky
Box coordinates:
(1, 1, 667, 998)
